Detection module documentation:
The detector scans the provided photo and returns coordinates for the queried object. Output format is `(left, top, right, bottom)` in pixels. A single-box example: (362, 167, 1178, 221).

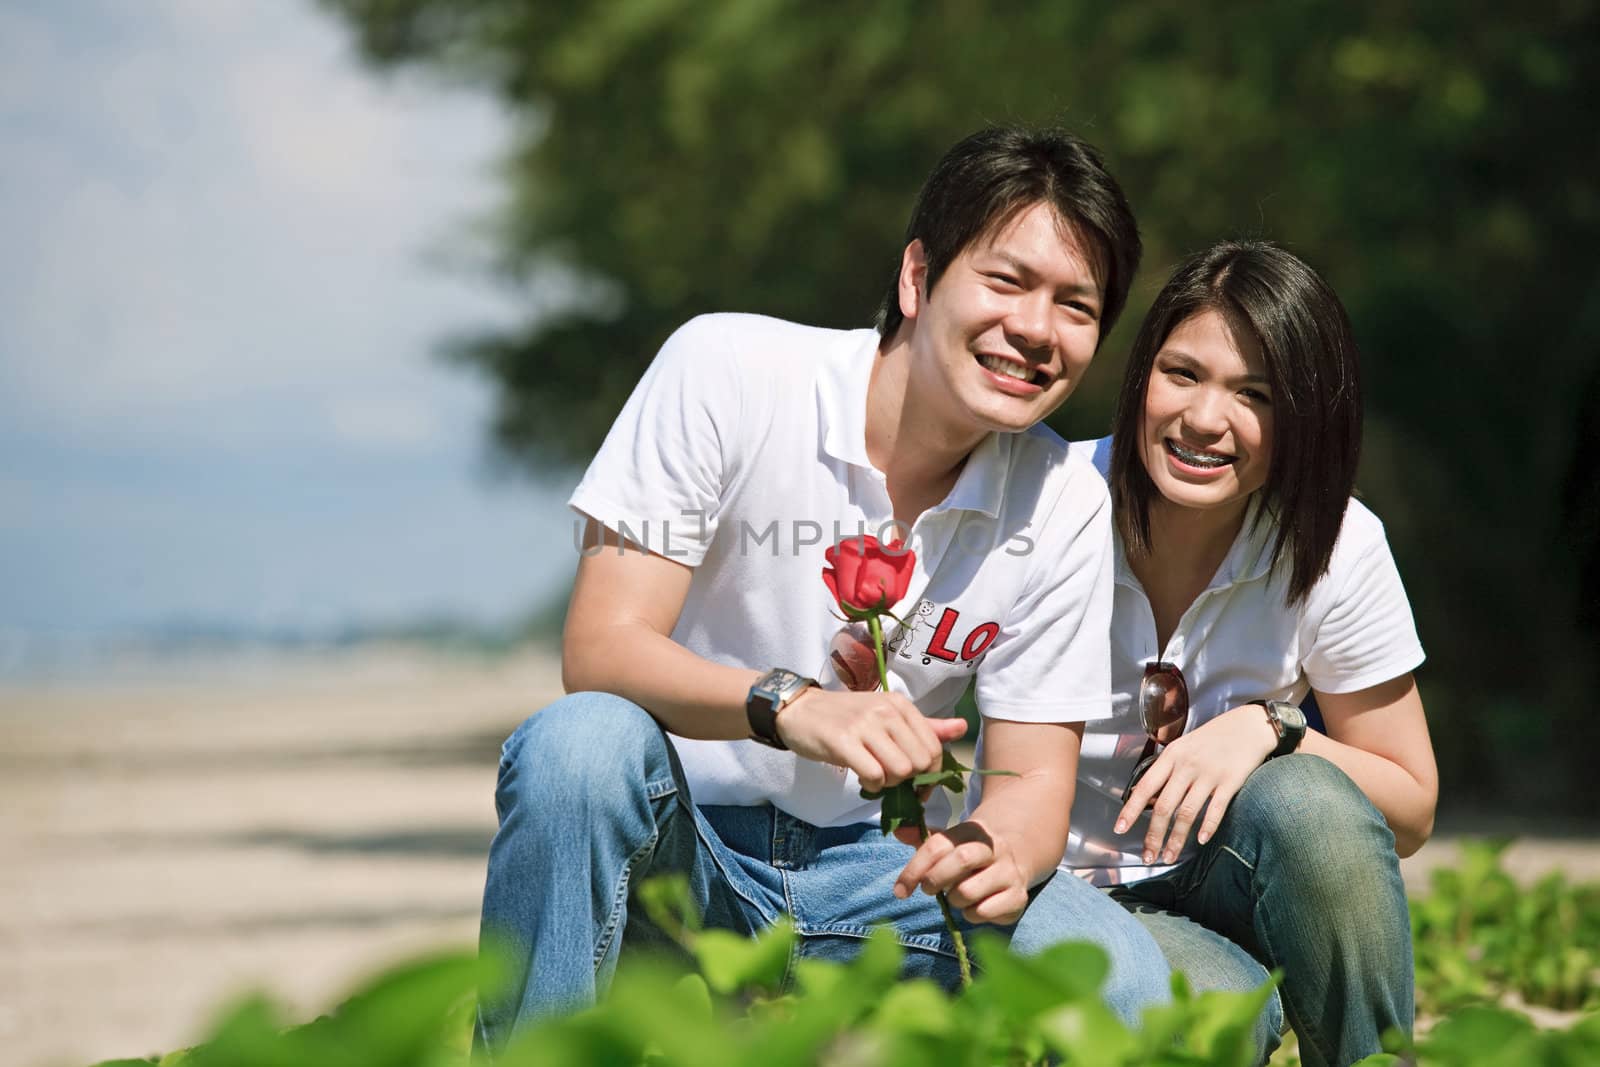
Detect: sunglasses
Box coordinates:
(1125, 660, 1190, 796)
(829, 621, 881, 692)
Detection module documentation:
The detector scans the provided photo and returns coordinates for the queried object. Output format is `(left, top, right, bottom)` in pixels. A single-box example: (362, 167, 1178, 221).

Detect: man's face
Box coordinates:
(901, 201, 1103, 439)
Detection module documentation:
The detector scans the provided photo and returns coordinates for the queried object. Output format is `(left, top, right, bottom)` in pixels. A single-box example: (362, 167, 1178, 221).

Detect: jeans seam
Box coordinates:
(596, 828, 660, 968)
(695, 808, 782, 927)
(1248, 855, 1332, 1063)
(1219, 844, 1256, 874)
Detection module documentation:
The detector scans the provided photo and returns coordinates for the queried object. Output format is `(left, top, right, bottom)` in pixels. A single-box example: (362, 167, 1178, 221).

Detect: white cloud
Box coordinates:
(0, 0, 525, 456)
(0, 0, 579, 635)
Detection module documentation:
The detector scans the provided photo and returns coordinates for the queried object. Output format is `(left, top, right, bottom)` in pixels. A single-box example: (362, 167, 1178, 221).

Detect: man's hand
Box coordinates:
(1114, 703, 1278, 864)
(776, 688, 967, 792)
(892, 820, 1031, 925)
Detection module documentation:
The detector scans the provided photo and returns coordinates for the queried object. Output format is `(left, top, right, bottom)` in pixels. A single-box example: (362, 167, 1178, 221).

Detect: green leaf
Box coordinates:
(693, 919, 796, 995)
(874, 780, 927, 836)
(636, 871, 704, 942)
(1419, 1004, 1538, 1060)
(1037, 999, 1136, 1064)
(869, 978, 954, 1037)
(1180, 977, 1280, 1064)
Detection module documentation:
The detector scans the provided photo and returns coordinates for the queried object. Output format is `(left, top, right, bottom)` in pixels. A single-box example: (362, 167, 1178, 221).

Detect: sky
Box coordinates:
(0, 0, 580, 642)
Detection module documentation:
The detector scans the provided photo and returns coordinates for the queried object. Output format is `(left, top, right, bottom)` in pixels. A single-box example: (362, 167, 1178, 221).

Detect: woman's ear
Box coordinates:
(897, 239, 929, 323)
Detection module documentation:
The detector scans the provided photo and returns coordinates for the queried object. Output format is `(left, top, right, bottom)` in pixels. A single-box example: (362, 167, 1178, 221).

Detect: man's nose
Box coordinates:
(1004, 290, 1053, 352)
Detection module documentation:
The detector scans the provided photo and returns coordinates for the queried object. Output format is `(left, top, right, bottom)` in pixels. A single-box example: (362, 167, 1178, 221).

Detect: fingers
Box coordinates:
(930, 716, 969, 743)
(1155, 777, 1210, 864)
(951, 868, 1028, 925)
(894, 827, 1026, 926)
(861, 728, 917, 788)
(1116, 757, 1169, 833)
(894, 833, 953, 899)
(1196, 781, 1240, 847)
(842, 739, 890, 793)
(1141, 764, 1197, 865)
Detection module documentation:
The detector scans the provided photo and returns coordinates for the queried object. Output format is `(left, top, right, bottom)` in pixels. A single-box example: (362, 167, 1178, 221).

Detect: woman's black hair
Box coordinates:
(1109, 240, 1363, 603)
(876, 126, 1141, 343)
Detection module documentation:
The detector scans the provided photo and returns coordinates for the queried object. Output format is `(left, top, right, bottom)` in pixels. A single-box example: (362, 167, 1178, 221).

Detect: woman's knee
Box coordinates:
(1014, 874, 1173, 1023)
(1227, 754, 1401, 902)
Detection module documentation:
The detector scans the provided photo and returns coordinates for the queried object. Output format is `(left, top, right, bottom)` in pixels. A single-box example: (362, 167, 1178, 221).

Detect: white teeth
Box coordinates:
(977, 354, 1033, 382)
(1166, 440, 1232, 468)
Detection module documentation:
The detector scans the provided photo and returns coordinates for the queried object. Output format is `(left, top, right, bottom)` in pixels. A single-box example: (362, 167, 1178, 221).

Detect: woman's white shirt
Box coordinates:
(1062, 437, 1425, 886)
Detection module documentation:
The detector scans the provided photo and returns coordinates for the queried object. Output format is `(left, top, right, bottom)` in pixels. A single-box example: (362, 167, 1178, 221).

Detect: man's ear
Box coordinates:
(897, 239, 929, 322)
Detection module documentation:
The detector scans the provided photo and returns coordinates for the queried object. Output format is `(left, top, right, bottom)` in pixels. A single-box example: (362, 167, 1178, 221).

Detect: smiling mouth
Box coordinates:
(1165, 439, 1235, 468)
(975, 353, 1049, 386)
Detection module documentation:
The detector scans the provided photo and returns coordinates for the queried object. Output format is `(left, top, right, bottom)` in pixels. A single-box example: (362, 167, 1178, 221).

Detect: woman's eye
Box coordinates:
(1241, 388, 1272, 404)
(1162, 365, 1197, 382)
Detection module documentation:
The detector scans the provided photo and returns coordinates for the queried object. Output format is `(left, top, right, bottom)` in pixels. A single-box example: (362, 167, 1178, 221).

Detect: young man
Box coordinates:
(476, 126, 1167, 1052)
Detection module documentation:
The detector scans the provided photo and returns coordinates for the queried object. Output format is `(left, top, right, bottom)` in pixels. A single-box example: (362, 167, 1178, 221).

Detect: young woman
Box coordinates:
(1063, 241, 1438, 1067)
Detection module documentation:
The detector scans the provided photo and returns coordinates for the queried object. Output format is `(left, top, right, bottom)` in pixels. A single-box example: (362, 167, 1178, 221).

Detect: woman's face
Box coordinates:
(1140, 309, 1275, 514)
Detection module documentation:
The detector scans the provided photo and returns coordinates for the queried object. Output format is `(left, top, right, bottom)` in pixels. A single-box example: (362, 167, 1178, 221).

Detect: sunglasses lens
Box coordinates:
(1139, 668, 1187, 741)
(828, 622, 879, 692)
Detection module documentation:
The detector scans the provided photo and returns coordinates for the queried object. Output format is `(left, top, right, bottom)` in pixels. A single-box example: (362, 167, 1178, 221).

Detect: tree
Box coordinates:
(320, 0, 1600, 813)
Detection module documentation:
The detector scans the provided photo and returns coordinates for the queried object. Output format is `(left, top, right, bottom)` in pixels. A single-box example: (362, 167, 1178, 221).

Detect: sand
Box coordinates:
(2, 648, 1594, 1067)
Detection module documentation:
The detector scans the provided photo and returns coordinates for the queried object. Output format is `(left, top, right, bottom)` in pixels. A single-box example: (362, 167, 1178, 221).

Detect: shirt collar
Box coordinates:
(816, 330, 1010, 519)
(1214, 495, 1276, 587)
(1115, 493, 1276, 589)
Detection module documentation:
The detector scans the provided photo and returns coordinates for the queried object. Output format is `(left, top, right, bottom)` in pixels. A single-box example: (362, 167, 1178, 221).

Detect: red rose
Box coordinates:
(822, 535, 915, 616)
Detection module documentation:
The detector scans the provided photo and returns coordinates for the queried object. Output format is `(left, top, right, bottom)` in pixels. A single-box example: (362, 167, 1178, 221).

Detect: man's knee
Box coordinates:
(497, 692, 671, 813)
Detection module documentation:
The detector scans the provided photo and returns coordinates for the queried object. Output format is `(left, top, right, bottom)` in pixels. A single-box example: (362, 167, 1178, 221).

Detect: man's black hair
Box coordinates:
(876, 126, 1141, 343)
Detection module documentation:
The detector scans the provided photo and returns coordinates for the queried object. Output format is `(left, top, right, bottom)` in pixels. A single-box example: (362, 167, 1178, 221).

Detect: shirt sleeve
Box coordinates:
(975, 467, 1114, 723)
(567, 316, 739, 566)
(1300, 519, 1426, 694)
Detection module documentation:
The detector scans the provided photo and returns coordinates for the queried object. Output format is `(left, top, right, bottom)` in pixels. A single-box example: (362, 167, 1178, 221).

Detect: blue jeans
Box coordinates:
(476, 692, 1172, 1052)
(1110, 754, 1414, 1067)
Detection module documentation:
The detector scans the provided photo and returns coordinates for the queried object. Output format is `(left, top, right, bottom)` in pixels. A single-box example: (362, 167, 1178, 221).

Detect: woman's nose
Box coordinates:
(1183, 389, 1230, 435)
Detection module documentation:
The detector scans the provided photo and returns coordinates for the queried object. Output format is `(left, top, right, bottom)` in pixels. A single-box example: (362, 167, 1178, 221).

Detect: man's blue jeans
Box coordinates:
(476, 692, 1173, 1052)
(1110, 753, 1414, 1067)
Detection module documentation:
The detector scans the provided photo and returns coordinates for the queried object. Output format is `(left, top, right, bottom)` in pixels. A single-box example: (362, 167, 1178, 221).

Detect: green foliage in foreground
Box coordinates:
(1412, 839, 1600, 1016)
(94, 844, 1600, 1067)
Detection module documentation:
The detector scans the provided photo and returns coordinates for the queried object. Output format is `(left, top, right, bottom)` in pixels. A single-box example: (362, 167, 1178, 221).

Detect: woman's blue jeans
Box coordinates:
(1110, 753, 1414, 1067)
(475, 692, 1173, 1053)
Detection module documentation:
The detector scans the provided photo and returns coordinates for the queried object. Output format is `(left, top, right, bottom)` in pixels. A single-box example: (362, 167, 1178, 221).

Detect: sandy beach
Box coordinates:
(3, 647, 1596, 1067)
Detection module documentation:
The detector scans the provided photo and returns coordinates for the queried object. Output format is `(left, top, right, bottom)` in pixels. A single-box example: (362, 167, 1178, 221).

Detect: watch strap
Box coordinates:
(1253, 699, 1306, 759)
(746, 669, 815, 749)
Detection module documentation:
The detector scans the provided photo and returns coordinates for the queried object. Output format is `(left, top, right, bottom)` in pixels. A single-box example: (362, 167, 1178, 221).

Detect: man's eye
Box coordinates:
(1062, 300, 1099, 319)
(987, 273, 1020, 287)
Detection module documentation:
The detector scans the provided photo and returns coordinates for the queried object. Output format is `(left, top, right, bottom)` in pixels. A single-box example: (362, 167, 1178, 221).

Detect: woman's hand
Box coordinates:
(1114, 703, 1279, 864)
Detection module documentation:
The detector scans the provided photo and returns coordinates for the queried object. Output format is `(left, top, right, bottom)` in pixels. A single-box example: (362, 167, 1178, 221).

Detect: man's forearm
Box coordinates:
(563, 619, 761, 740)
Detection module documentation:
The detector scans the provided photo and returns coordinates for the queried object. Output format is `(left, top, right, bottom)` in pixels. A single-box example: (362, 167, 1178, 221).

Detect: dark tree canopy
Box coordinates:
(320, 0, 1600, 815)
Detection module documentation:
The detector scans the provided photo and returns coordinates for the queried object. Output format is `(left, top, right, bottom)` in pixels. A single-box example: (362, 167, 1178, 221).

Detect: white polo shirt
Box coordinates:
(1061, 437, 1426, 885)
(569, 313, 1115, 828)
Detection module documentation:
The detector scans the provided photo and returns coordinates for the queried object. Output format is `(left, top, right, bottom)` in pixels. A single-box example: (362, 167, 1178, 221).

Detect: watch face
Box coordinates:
(1276, 702, 1307, 730)
(764, 669, 800, 693)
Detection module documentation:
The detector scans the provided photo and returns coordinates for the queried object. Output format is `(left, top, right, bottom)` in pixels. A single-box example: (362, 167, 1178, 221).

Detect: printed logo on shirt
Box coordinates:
(887, 599, 998, 672)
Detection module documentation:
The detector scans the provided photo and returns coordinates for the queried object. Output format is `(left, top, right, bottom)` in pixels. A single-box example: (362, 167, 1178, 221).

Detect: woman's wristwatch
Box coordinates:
(1251, 699, 1308, 759)
(746, 668, 817, 749)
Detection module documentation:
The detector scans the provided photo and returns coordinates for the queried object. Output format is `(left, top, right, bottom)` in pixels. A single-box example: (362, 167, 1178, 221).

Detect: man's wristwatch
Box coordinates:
(1252, 699, 1308, 759)
(746, 668, 817, 750)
